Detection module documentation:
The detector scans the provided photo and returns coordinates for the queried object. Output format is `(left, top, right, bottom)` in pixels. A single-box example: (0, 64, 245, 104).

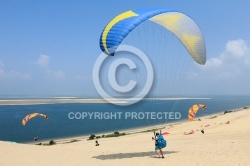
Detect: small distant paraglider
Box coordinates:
(22, 113, 49, 141)
(188, 104, 207, 121)
(22, 113, 49, 125)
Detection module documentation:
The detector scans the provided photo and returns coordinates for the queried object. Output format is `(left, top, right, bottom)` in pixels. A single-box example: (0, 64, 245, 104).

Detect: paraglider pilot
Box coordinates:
(201, 125, 204, 134)
(34, 136, 38, 141)
(152, 130, 164, 158)
(95, 139, 99, 146)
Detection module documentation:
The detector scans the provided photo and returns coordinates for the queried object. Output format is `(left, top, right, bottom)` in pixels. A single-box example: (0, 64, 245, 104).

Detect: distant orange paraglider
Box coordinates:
(188, 104, 207, 121)
(22, 113, 49, 125)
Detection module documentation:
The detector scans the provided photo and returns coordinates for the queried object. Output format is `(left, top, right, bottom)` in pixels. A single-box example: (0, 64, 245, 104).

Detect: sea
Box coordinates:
(0, 95, 250, 143)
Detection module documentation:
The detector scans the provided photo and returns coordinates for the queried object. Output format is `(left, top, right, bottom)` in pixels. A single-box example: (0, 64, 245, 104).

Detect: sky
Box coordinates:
(0, 0, 250, 97)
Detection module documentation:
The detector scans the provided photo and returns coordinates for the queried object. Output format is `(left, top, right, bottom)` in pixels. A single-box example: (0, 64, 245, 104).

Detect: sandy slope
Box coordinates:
(1, 108, 250, 166)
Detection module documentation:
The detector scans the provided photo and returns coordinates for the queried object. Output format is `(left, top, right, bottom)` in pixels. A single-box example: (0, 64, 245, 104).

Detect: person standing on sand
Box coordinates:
(152, 131, 164, 158)
(201, 125, 204, 134)
(95, 139, 99, 146)
(34, 136, 38, 141)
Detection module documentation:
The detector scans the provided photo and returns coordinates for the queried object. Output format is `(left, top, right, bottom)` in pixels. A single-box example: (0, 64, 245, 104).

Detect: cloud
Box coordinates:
(198, 39, 250, 78)
(47, 69, 65, 78)
(35, 54, 50, 68)
(203, 57, 222, 68)
(226, 39, 248, 59)
(179, 39, 250, 95)
(34, 54, 65, 79)
(7, 71, 31, 79)
(0, 60, 31, 80)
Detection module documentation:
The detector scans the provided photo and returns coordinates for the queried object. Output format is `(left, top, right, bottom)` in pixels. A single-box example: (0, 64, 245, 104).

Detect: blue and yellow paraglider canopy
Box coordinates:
(100, 8, 206, 64)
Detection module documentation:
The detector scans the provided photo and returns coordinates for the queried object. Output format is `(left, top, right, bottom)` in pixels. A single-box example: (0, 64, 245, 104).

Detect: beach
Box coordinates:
(0, 107, 249, 166)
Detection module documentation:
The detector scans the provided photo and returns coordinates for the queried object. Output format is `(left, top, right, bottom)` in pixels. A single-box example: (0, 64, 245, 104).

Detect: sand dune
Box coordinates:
(0, 108, 250, 166)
